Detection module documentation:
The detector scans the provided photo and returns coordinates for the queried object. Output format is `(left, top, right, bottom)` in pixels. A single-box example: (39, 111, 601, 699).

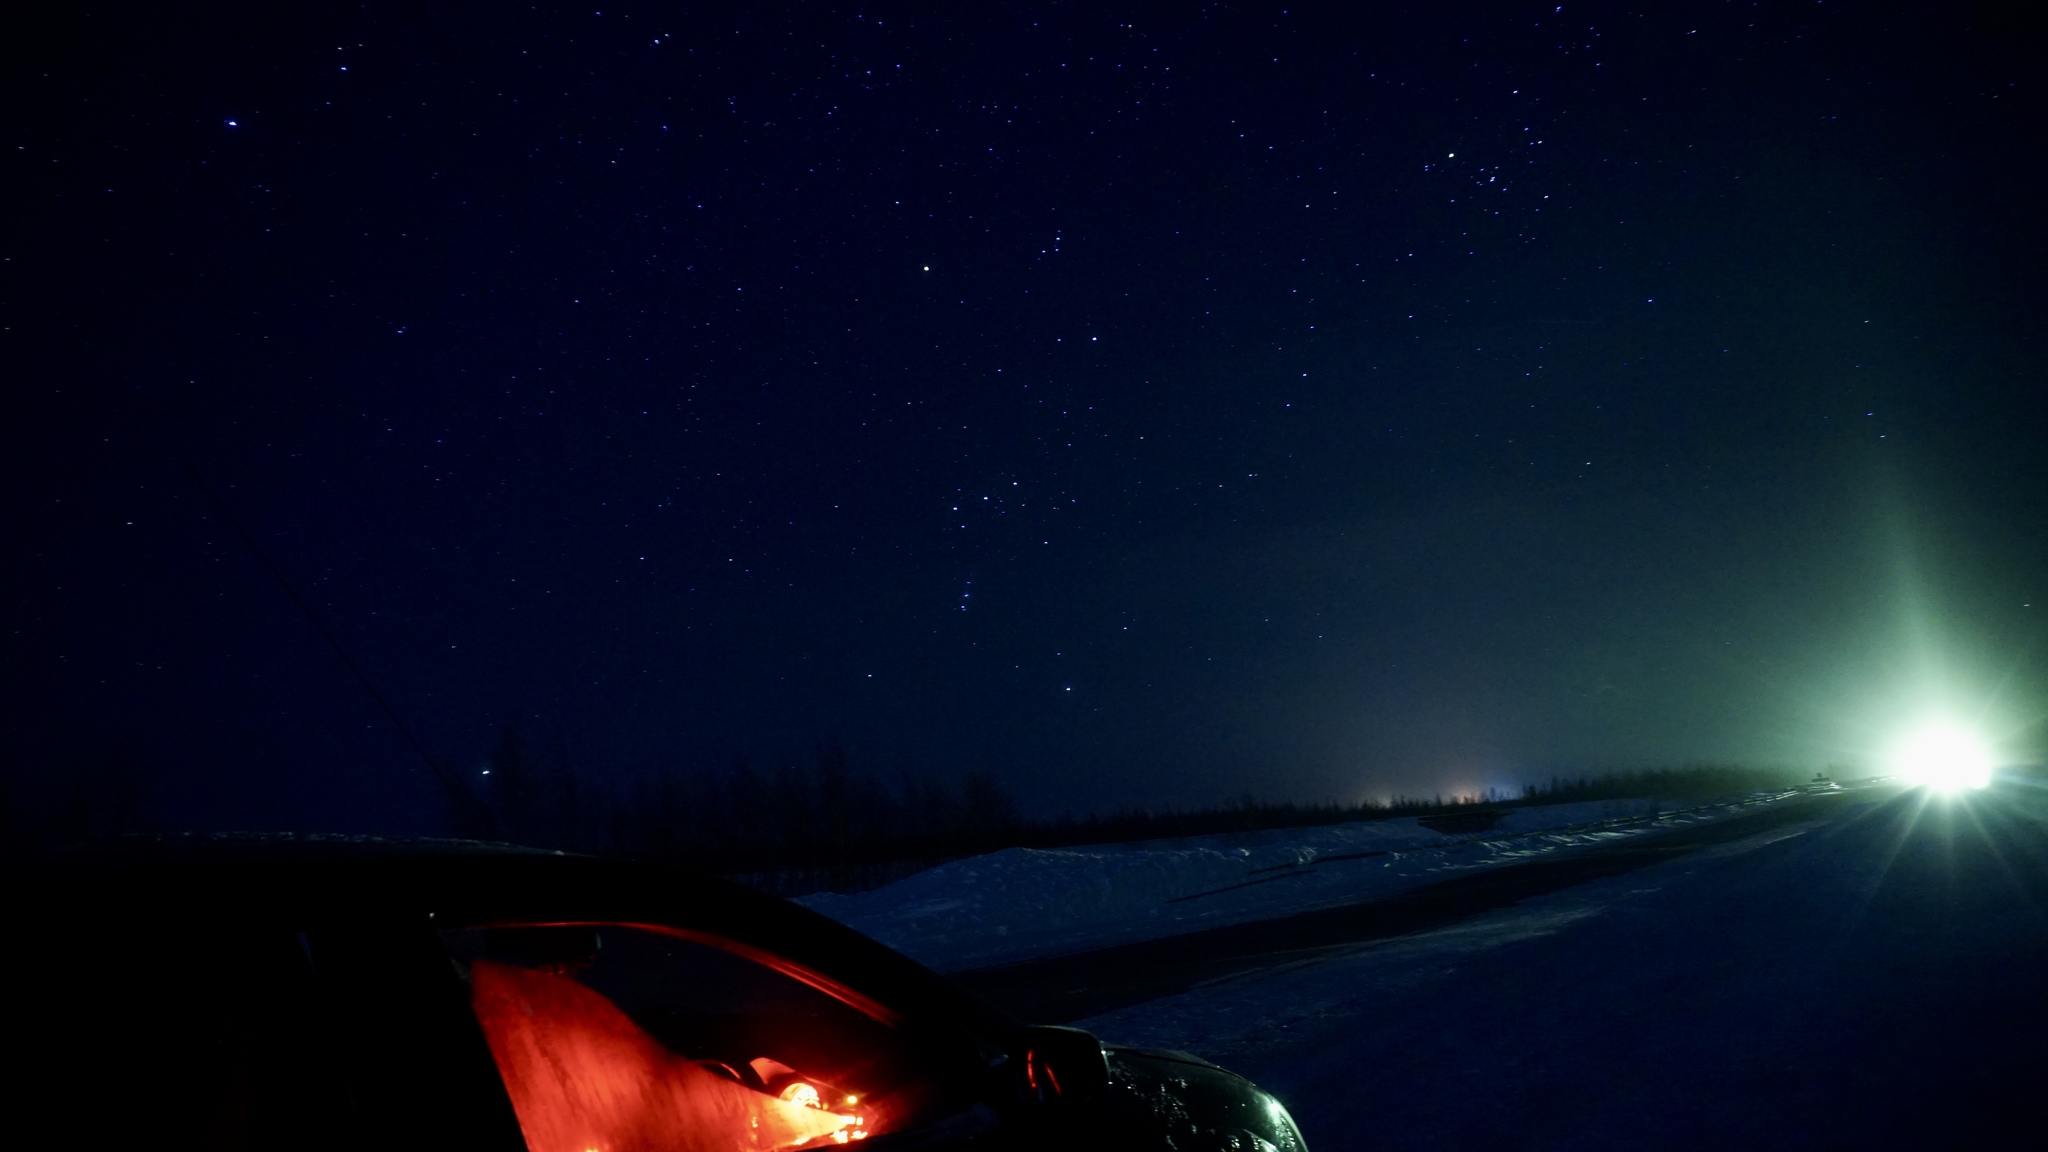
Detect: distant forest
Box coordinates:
(6, 729, 1823, 894)
(449, 730, 1823, 894)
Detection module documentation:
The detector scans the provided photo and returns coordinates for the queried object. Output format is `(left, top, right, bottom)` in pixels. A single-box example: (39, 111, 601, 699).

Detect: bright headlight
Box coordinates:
(1892, 723, 1993, 792)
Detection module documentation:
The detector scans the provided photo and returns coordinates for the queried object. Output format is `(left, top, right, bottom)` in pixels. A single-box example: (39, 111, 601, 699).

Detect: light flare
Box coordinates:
(1891, 722, 1993, 792)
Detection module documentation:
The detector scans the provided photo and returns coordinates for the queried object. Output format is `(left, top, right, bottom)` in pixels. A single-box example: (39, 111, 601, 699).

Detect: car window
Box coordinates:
(441, 923, 966, 1151)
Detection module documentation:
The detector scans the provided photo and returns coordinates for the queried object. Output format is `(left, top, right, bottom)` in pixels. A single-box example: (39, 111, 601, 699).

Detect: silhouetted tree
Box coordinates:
(961, 770, 1018, 836)
(56, 746, 153, 842)
(0, 743, 157, 851)
(475, 723, 591, 850)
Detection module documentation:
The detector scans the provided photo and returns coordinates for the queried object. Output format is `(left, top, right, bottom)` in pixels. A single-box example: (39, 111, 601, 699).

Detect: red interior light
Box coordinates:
(470, 959, 858, 1152)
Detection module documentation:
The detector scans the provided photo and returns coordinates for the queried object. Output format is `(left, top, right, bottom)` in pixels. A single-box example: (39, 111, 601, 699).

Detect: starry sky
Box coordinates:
(6, 1, 2044, 833)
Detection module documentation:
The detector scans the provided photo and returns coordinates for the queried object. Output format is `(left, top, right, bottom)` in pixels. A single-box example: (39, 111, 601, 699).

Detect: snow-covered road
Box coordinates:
(800, 792, 1821, 972)
(802, 780, 2047, 1147)
(1081, 781, 2048, 1150)
(802, 781, 2046, 1146)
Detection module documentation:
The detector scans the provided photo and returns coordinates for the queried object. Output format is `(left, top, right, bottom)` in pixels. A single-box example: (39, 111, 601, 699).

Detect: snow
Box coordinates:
(1068, 817, 1827, 1072)
(797, 792, 1805, 972)
(1130, 782, 2048, 1150)
(807, 780, 2048, 1146)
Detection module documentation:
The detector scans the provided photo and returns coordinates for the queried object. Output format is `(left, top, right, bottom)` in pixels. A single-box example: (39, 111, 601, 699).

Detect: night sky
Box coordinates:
(6, 1, 2043, 835)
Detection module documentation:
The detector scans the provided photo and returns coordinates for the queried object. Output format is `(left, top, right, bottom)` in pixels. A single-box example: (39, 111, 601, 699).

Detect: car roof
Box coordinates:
(20, 834, 1021, 1040)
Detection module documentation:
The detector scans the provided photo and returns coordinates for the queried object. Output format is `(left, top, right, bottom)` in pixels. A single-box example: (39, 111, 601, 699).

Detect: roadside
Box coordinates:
(952, 787, 1855, 1022)
(800, 785, 1850, 973)
(1189, 782, 2048, 1150)
(1069, 812, 1835, 1068)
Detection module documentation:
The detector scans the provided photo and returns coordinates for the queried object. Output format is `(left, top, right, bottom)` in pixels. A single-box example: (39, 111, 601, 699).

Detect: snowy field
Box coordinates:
(798, 790, 1815, 972)
(819, 780, 2048, 1148)
(1172, 782, 2048, 1150)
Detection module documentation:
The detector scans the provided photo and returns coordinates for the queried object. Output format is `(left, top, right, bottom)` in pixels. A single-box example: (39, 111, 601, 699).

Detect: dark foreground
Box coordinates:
(966, 782, 2047, 1150)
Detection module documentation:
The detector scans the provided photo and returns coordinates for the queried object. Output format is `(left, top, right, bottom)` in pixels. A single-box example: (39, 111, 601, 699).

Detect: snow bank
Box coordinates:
(797, 794, 1795, 971)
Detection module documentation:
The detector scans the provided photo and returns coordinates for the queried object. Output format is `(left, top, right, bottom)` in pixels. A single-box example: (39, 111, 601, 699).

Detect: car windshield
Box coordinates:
(442, 923, 956, 1151)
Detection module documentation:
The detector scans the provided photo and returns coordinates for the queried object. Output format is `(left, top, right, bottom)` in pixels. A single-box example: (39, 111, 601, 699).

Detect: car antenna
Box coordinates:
(182, 461, 491, 830)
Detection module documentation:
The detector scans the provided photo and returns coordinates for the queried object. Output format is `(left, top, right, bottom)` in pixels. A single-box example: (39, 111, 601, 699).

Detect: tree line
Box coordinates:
(454, 728, 1821, 892)
(5, 728, 1821, 892)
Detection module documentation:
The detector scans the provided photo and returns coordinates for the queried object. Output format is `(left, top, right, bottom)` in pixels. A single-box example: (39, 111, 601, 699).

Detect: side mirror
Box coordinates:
(1015, 1025, 1110, 1104)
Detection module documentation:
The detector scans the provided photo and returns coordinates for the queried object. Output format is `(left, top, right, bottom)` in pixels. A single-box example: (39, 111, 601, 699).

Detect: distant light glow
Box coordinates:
(1891, 722, 1993, 792)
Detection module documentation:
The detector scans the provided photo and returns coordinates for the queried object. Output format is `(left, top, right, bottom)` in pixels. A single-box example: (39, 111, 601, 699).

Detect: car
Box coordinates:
(10, 835, 1307, 1152)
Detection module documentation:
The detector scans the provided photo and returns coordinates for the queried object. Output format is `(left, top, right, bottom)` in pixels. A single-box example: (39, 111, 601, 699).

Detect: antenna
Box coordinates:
(183, 462, 491, 830)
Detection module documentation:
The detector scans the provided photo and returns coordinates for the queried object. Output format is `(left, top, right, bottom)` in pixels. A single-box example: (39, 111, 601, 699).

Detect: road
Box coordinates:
(952, 789, 1855, 1024)
(993, 781, 2048, 1150)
